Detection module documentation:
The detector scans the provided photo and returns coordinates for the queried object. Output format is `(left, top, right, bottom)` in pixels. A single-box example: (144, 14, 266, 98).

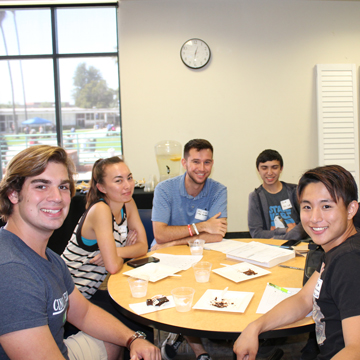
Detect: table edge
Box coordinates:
(109, 295, 314, 340)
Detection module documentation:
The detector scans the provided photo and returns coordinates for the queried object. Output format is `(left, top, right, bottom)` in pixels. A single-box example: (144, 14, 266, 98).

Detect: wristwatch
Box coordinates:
(126, 331, 146, 350)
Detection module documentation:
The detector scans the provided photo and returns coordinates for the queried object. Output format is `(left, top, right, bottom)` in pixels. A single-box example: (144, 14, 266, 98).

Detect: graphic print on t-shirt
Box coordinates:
(313, 263, 326, 346)
(269, 205, 296, 231)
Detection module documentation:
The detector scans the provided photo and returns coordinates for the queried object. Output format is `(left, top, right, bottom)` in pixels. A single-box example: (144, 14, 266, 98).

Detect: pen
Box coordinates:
(268, 282, 292, 294)
(279, 265, 304, 271)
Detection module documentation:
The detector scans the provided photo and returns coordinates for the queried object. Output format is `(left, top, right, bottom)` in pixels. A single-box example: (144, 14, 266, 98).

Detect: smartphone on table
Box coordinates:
(280, 240, 301, 249)
(127, 256, 160, 268)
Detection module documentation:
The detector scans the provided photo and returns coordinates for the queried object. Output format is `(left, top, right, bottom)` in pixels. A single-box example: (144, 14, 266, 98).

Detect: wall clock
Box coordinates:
(180, 38, 211, 69)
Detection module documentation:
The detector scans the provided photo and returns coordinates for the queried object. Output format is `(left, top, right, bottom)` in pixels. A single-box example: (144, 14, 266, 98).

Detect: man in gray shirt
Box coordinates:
(248, 149, 307, 240)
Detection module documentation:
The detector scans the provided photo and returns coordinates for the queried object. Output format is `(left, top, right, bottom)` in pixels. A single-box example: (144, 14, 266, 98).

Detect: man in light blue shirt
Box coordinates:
(151, 139, 227, 360)
(151, 139, 227, 250)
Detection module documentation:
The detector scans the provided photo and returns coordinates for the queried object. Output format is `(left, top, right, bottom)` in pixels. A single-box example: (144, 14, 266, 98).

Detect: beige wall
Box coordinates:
(119, 0, 360, 232)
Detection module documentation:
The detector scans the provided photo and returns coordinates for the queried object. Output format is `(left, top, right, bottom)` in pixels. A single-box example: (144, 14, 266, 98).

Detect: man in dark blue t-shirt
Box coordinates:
(0, 145, 160, 360)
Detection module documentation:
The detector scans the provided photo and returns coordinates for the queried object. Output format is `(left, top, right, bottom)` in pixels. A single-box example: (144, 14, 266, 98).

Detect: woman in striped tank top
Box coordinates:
(62, 156, 148, 299)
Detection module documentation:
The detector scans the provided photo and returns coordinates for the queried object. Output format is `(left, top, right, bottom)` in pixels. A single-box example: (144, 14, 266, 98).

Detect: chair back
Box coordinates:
(138, 209, 154, 250)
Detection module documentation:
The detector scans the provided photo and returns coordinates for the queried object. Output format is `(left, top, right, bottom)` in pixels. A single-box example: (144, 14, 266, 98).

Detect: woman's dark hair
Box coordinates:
(86, 156, 124, 208)
(297, 165, 358, 207)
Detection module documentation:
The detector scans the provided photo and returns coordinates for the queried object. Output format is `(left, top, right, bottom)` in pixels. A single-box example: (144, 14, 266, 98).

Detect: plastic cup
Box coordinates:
(171, 287, 195, 312)
(192, 261, 212, 283)
(188, 239, 205, 255)
(127, 275, 149, 298)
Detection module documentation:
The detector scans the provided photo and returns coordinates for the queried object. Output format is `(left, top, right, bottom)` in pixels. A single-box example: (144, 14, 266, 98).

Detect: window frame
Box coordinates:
(0, 2, 122, 176)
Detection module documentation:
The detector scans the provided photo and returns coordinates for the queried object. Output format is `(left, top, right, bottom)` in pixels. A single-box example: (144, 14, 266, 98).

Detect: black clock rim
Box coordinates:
(180, 38, 211, 69)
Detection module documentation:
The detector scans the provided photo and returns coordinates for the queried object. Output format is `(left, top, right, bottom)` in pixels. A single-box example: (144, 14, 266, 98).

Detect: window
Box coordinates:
(0, 4, 121, 179)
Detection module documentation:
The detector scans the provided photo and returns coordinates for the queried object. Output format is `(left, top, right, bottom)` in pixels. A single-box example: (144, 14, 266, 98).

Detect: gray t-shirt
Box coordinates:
(263, 186, 298, 231)
(0, 228, 75, 360)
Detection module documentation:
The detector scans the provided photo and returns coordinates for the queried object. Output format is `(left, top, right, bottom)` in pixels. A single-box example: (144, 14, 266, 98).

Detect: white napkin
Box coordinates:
(129, 296, 175, 315)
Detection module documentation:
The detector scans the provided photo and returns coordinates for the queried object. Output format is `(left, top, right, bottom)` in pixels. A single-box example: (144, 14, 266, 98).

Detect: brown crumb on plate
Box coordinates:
(243, 269, 257, 276)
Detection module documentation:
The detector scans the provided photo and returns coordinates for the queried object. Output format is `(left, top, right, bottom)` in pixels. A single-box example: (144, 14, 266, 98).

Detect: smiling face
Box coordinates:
(300, 182, 358, 252)
(96, 162, 134, 204)
(182, 148, 214, 186)
(9, 162, 71, 238)
(257, 160, 283, 190)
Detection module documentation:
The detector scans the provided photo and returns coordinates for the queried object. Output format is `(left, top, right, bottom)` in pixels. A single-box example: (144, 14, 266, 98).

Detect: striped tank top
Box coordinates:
(61, 199, 127, 299)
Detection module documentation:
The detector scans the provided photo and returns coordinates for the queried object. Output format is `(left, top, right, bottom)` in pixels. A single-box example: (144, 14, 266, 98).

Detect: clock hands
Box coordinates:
(181, 39, 210, 69)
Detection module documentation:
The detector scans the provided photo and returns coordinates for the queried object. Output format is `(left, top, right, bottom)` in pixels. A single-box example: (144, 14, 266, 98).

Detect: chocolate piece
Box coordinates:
(155, 296, 169, 306)
(210, 298, 229, 308)
(243, 269, 257, 276)
(146, 295, 169, 307)
(212, 301, 227, 308)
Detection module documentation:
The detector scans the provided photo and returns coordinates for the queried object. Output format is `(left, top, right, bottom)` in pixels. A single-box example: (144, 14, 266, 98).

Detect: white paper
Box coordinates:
(123, 263, 181, 282)
(203, 239, 246, 253)
(192, 289, 254, 313)
(226, 241, 295, 267)
(256, 283, 301, 314)
(229, 242, 293, 261)
(152, 253, 203, 270)
(129, 295, 175, 315)
(212, 262, 271, 283)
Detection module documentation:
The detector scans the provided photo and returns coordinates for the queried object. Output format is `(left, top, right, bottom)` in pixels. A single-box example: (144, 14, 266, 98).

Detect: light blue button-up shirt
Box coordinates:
(151, 173, 227, 246)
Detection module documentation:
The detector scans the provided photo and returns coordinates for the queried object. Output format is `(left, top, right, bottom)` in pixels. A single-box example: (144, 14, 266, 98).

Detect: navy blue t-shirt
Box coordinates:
(0, 228, 75, 359)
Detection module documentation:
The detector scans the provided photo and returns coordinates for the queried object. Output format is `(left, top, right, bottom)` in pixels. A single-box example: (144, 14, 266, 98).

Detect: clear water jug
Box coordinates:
(155, 140, 182, 182)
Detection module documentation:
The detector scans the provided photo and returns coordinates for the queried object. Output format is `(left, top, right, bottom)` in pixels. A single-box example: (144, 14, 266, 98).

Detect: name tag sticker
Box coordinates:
(314, 278, 323, 299)
(195, 209, 208, 221)
(281, 199, 292, 210)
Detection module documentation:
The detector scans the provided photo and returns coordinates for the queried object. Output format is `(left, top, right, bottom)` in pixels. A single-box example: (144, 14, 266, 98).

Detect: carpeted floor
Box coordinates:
(157, 331, 310, 360)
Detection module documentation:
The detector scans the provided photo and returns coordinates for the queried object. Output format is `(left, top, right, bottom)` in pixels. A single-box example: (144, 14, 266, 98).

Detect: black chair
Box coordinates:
(225, 231, 251, 239)
(267, 348, 284, 360)
(138, 209, 154, 250)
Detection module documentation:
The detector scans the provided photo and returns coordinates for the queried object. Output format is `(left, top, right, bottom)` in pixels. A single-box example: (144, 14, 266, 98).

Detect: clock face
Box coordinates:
(180, 38, 211, 69)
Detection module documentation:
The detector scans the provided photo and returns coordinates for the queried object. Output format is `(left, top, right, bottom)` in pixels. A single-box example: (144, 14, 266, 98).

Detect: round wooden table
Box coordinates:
(108, 239, 314, 340)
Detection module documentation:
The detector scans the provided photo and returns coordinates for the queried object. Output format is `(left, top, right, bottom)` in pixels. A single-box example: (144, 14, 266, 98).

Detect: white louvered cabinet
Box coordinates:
(316, 64, 360, 187)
